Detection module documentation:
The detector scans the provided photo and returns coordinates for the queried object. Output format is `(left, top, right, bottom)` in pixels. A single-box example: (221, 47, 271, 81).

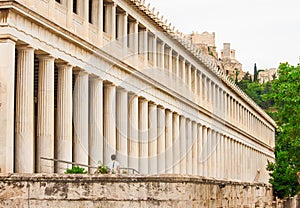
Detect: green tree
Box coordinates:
(266, 62, 300, 199)
(254, 63, 258, 82)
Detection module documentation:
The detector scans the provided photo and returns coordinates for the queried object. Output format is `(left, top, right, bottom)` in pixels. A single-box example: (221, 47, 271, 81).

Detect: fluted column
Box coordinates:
(148, 102, 157, 174)
(181, 59, 186, 84)
(88, 77, 103, 168)
(186, 119, 192, 175)
(192, 121, 198, 175)
(56, 63, 73, 173)
(103, 83, 116, 165)
(143, 29, 148, 65)
(172, 113, 180, 173)
(66, 0, 73, 28)
(138, 98, 148, 174)
(37, 55, 55, 173)
(175, 55, 180, 78)
(197, 124, 203, 176)
(97, 0, 104, 45)
(159, 42, 165, 70)
(187, 64, 192, 90)
(152, 35, 157, 68)
(116, 88, 128, 169)
(179, 116, 186, 174)
(14, 45, 34, 173)
(198, 72, 202, 105)
(165, 109, 173, 173)
(211, 130, 217, 178)
(117, 12, 128, 47)
(128, 93, 139, 171)
(193, 69, 198, 102)
(202, 126, 208, 177)
(128, 20, 138, 55)
(168, 49, 173, 73)
(0, 38, 15, 173)
(157, 106, 166, 173)
(105, 3, 116, 40)
(73, 71, 89, 167)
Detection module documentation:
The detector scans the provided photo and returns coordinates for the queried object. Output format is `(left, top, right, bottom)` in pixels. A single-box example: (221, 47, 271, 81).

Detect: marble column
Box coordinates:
(116, 88, 128, 169)
(0, 37, 16, 173)
(143, 29, 148, 65)
(224, 136, 229, 179)
(179, 116, 186, 174)
(211, 130, 217, 178)
(192, 121, 198, 175)
(37, 55, 55, 173)
(157, 106, 166, 173)
(172, 113, 180, 173)
(103, 83, 116, 165)
(181, 59, 186, 84)
(202, 126, 208, 177)
(14, 45, 34, 173)
(73, 71, 89, 167)
(66, 0, 73, 28)
(56, 64, 73, 173)
(193, 69, 198, 102)
(168, 49, 173, 73)
(97, 0, 104, 45)
(105, 3, 116, 40)
(83, 0, 89, 37)
(175, 55, 180, 78)
(89, 77, 103, 167)
(138, 98, 148, 174)
(152, 35, 157, 68)
(117, 12, 128, 47)
(148, 102, 157, 174)
(165, 109, 173, 173)
(187, 64, 192, 91)
(159, 42, 165, 70)
(128, 20, 138, 57)
(186, 119, 192, 175)
(197, 124, 203, 176)
(198, 72, 202, 105)
(128, 93, 139, 171)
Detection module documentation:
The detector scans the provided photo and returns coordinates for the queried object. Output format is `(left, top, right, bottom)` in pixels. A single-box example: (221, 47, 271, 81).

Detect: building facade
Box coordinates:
(258, 68, 278, 84)
(0, 0, 276, 183)
(221, 43, 243, 81)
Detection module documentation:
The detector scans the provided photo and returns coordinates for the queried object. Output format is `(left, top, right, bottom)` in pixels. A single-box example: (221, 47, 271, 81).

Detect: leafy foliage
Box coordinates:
(266, 63, 300, 199)
(94, 161, 109, 174)
(239, 62, 300, 199)
(65, 166, 87, 174)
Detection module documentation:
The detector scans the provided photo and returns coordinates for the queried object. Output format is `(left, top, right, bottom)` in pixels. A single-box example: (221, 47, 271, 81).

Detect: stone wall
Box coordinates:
(0, 174, 274, 208)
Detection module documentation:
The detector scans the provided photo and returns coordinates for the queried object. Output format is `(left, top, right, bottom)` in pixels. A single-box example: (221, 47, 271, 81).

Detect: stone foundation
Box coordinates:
(0, 174, 274, 208)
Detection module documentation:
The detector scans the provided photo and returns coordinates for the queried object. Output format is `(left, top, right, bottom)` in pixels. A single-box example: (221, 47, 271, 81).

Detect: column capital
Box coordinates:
(36, 54, 55, 61)
(56, 62, 73, 69)
(17, 44, 35, 51)
(0, 34, 18, 43)
(138, 97, 148, 102)
(165, 108, 173, 113)
(157, 105, 164, 110)
(117, 86, 127, 92)
(89, 74, 103, 81)
(73, 68, 90, 75)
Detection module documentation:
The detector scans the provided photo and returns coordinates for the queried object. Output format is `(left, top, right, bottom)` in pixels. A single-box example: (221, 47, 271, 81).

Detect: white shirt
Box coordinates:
(108, 160, 120, 173)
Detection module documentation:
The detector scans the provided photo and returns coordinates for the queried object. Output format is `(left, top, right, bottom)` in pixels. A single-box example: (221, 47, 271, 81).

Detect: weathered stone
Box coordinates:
(0, 174, 275, 207)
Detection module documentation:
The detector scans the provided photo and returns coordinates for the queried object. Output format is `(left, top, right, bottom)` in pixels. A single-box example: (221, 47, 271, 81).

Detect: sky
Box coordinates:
(147, 0, 300, 73)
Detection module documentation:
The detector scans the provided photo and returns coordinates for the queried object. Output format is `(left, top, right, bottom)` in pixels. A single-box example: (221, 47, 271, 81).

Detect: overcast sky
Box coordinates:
(147, 0, 300, 73)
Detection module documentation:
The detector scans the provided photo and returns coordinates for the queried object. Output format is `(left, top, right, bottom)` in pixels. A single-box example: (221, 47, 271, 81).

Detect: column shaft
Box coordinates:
(37, 55, 55, 173)
(157, 106, 166, 173)
(139, 98, 148, 174)
(103, 83, 116, 165)
(197, 125, 203, 176)
(148, 102, 157, 174)
(186, 119, 192, 175)
(14, 45, 34, 173)
(73, 71, 89, 166)
(165, 110, 173, 173)
(172, 113, 180, 173)
(0, 39, 15, 173)
(179, 116, 186, 174)
(128, 94, 139, 171)
(116, 88, 128, 169)
(88, 78, 103, 167)
(192, 121, 198, 175)
(56, 64, 73, 173)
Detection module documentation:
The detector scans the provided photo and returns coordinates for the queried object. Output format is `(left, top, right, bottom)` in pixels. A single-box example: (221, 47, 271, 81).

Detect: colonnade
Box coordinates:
(0, 0, 275, 183)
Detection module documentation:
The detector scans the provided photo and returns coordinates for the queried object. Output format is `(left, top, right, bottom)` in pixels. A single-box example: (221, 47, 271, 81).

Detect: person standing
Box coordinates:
(108, 154, 120, 174)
